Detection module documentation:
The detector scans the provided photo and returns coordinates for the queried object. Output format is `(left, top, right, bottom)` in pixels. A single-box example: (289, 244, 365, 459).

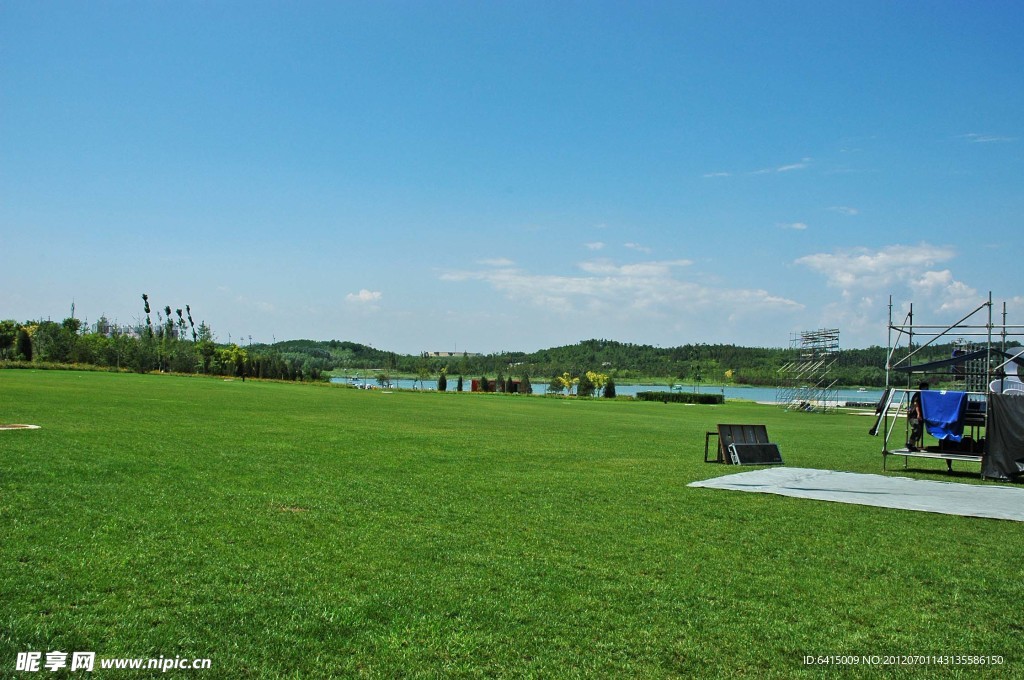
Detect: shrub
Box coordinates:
(577, 372, 595, 397)
(635, 391, 723, 405)
(603, 378, 616, 399)
(15, 328, 32, 361)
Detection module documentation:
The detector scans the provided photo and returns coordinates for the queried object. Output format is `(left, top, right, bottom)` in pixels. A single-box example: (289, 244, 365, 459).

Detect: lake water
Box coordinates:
(329, 376, 885, 406)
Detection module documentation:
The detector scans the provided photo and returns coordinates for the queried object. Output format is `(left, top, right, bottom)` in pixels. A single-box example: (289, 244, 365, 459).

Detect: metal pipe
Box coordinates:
(888, 300, 994, 368)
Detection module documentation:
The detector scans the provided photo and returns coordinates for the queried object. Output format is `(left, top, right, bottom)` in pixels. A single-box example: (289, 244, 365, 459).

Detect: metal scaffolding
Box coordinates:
(776, 328, 840, 412)
(884, 293, 1024, 393)
(875, 293, 1024, 475)
(949, 339, 989, 393)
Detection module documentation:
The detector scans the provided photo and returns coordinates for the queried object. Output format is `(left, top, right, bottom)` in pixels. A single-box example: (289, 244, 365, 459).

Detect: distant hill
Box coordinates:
(247, 337, 944, 387)
(10, 313, 1014, 387)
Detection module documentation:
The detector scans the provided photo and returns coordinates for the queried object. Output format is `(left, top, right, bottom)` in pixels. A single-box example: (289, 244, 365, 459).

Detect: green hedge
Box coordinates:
(636, 391, 724, 405)
(0, 361, 128, 373)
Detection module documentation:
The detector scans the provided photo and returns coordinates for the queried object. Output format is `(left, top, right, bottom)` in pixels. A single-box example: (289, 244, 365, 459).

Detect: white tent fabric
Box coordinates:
(689, 467, 1024, 522)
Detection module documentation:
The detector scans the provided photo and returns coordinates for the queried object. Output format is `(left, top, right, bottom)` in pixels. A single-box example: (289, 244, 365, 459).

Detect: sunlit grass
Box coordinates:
(1, 370, 1019, 677)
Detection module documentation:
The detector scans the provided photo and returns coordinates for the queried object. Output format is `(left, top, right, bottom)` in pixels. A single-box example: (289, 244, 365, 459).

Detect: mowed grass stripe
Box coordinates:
(1, 370, 1020, 677)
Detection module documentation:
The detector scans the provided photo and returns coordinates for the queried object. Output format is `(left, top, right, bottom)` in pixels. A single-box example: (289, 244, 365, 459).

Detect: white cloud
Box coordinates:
(346, 289, 382, 303)
(713, 157, 813, 177)
(781, 222, 808, 231)
(909, 271, 980, 312)
(796, 244, 957, 290)
(795, 243, 982, 331)
(829, 206, 859, 216)
(585, 241, 606, 251)
(815, 296, 882, 341)
(624, 242, 653, 254)
(440, 257, 801, 323)
(578, 258, 692, 277)
(961, 133, 1017, 144)
(478, 257, 515, 267)
(753, 157, 812, 174)
(776, 157, 812, 172)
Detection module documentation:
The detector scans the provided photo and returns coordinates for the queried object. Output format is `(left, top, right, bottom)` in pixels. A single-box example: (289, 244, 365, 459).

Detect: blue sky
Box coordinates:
(2, 1, 1021, 353)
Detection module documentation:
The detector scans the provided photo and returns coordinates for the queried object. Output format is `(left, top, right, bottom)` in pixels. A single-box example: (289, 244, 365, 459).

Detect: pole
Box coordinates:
(886, 296, 893, 389)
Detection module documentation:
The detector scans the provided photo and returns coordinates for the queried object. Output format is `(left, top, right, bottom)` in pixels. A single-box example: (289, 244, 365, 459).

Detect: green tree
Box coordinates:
(438, 367, 448, 392)
(217, 344, 249, 379)
(0, 320, 18, 358)
(108, 328, 132, 371)
(94, 315, 111, 337)
(72, 331, 106, 365)
(603, 378, 617, 398)
(416, 362, 431, 390)
(555, 372, 579, 396)
(186, 305, 197, 341)
(577, 372, 595, 398)
(15, 327, 32, 361)
(159, 305, 174, 372)
(456, 375, 464, 392)
(196, 322, 216, 373)
(521, 373, 533, 395)
(175, 309, 187, 341)
(34, 320, 75, 363)
(142, 293, 153, 338)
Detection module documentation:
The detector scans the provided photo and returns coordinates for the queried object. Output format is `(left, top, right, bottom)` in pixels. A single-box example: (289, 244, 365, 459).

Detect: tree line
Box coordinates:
(0, 296, 321, 381)
(5, 301, 1000, 388)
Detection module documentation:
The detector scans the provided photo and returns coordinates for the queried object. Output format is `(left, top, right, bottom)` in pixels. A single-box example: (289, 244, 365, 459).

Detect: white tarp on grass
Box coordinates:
(688, 467, 1024, 522)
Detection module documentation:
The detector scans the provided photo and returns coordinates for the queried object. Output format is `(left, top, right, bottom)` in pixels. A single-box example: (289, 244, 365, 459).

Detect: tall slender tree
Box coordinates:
(186, 305, 197, 342)
(142, 293, 152, 338)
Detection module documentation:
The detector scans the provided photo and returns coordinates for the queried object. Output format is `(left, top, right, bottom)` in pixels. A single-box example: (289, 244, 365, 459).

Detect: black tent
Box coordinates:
(982, 395, 1024, 481)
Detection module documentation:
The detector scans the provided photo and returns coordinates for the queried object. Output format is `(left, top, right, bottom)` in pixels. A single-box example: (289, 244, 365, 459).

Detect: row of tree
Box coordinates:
(7, 299, 1005, 389)
(253, 338, 851, 386)
(0, 296, 323, 381)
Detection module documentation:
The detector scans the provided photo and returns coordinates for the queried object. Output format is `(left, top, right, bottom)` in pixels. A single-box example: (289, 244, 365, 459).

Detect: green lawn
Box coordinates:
(1, 370, 1019, 678)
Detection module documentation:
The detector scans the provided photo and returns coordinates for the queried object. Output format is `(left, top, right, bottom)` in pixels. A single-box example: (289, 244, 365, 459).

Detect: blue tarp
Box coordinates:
(921, 390, 968, 442)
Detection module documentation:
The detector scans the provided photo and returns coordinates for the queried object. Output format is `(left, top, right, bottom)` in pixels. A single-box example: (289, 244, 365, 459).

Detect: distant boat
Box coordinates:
(857, 388, 867, 392)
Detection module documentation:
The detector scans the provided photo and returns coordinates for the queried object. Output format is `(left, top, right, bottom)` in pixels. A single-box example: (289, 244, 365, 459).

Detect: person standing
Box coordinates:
(906, 382, 928, 451)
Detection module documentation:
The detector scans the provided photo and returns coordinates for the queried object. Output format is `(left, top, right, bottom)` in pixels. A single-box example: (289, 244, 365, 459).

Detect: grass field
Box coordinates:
(1, 370, 1019, 678)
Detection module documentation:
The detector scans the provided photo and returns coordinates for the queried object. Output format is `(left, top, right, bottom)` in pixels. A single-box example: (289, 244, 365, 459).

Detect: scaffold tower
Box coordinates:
(777, 328, 840, 412)
(949, 339, 989, 393)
